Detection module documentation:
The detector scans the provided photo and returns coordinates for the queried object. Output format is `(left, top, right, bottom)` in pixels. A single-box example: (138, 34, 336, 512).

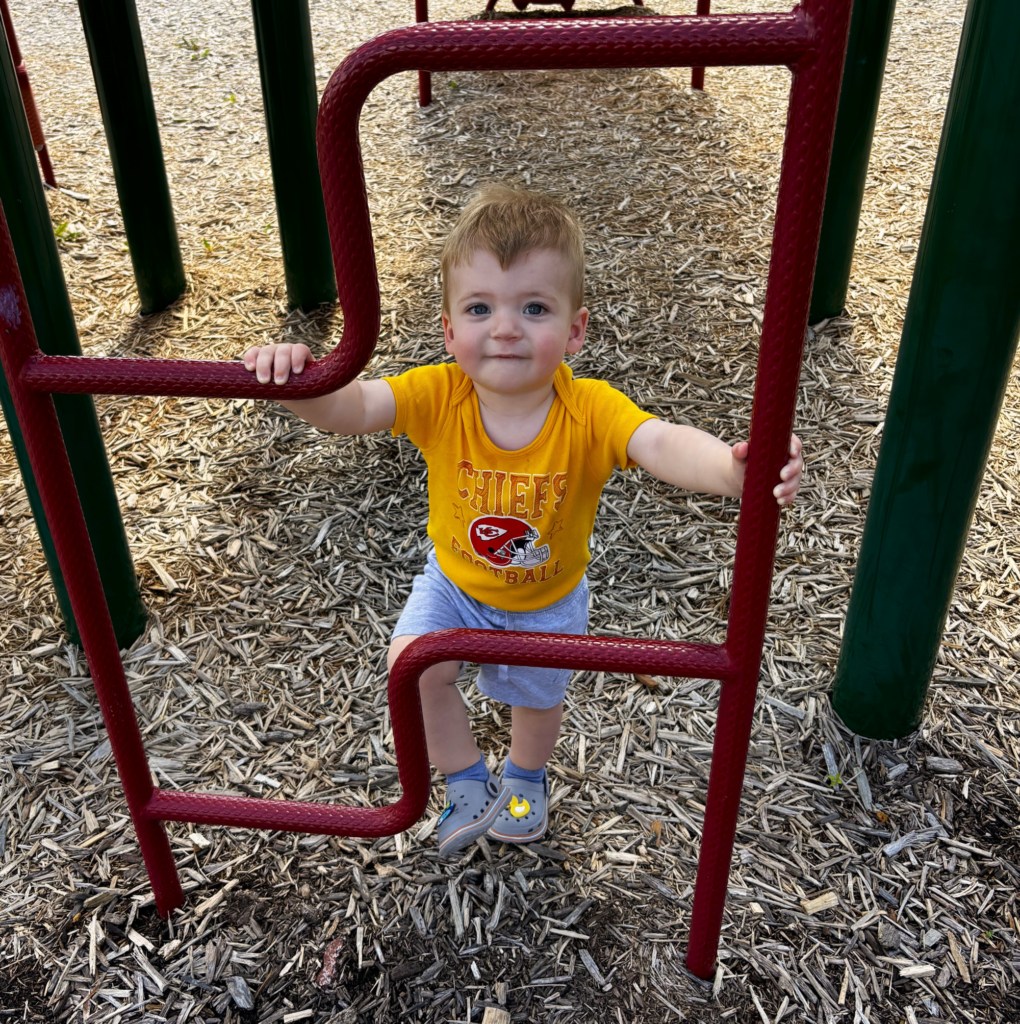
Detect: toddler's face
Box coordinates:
(442, 248, 587, 396)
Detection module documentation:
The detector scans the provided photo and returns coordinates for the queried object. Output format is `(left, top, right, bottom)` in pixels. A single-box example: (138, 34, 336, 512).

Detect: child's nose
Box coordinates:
(490, 312, 521, 339)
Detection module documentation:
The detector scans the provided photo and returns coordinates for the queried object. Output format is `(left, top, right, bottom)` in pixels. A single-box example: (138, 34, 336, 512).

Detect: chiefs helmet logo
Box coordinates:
(469, 516, 550, 568)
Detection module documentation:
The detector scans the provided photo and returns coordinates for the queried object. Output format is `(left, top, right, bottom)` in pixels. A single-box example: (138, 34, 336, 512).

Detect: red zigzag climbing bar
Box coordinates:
(150, 634, 731, 831)
(0, 2, 852, 979)
(24, 14, 811, 400)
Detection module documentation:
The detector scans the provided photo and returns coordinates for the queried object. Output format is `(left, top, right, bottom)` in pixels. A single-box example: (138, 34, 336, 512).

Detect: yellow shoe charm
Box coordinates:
(489, 776, 548, 844)
(508, 795, 530, 818)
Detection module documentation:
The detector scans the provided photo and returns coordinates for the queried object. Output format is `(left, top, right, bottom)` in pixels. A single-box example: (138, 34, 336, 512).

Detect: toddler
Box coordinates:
(243, 185, 803, 855)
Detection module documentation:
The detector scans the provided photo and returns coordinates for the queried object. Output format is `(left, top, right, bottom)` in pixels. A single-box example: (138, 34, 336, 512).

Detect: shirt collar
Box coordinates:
(553, 363, 585, 424)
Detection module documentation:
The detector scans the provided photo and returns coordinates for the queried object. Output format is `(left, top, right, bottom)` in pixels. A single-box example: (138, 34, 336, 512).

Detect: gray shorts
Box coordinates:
(392, 550, 589, 709)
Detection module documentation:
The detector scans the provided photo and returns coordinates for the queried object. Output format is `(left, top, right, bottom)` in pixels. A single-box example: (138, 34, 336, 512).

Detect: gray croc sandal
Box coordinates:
(437, 770, 510, 857)
(487, 773, 548, 844)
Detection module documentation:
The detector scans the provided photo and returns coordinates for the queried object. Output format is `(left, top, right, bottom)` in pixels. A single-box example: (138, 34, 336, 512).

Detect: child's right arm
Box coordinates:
(242, 342, 395, 435)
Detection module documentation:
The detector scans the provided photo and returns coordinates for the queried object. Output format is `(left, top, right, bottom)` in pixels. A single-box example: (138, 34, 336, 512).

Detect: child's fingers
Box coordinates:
(774, 482, 799, 504)
(249, 343, 311, 383)
(790, 433, 802, 457)
(774, 453, 803, 502)
(291, 344, 311, 374)
(273, 345, 295, 384)
(255, 345, 276, 384)
(732, 440, 750, 460)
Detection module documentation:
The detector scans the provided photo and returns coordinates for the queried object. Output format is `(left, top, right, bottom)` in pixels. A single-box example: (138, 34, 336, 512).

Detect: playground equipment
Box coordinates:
(420, 0, 733, 109)
(0, 2, 852, 979)
(0, 0, 56, 188)
(251, 0, 337, 311)
(77, 0, 185, 315)
(0, 29, 145, 649)
(75, 0, 334, 312)
(832, 0, 1020, 739)
(810, 0, 896, 322)
(0, 0, 335, 628)
(691, 0, 711, 90)
(488, 0, 644, 8)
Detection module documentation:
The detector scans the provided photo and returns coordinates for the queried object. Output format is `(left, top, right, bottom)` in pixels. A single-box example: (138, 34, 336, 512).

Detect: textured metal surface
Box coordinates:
(146, 631, 721, 832)
(414, 0, 648, 107)
(686, 0, 852, 978)
(0, 26, 146, 650)
(148, 632, 726, 835)
(1, 0, 56, 186)
(691, 0, 711, 90)
(415, 0, 431, 107)
(397, 630, 731, 680)
(0, 196, 430, 910)
(3, 3, 852, 969)
(147, 621, 432, 832)
(24, 12, 811, 399)
(0, 205, 182, 915)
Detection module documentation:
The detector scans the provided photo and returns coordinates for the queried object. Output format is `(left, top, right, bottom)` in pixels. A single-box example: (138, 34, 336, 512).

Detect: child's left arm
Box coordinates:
(626, 419, 803, 505)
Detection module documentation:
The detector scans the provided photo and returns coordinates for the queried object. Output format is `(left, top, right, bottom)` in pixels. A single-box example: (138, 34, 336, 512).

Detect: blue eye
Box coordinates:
(524, 303, 546, 316)
(467, 303, 490, 315)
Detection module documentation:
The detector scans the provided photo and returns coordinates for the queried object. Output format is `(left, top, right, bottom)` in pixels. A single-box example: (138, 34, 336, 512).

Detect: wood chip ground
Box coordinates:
(3, 1, 1019, 1022)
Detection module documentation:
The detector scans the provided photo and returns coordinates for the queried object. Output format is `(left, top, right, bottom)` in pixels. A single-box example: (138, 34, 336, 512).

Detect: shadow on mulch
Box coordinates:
(16, 857, 743, 1024)
(0, 960, 46, 1019)
(101, 290, 341, 361)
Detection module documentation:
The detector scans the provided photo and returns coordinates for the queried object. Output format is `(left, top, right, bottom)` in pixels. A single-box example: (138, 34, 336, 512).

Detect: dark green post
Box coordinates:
(0, 28, 146, 649)
(809, 0, 897, 323)
(78, 0, 185, 314)
(832, 0, 1020, 739)
(250, 0, 337, 311)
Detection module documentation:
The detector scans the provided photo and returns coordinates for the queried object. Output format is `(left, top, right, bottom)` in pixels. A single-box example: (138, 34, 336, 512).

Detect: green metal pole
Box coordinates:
(0, 28, 146, 649)
(77, 0, 185, 314)
(250, 0, 337, 311)
(809, 0, 896, 323)
(832, 0, 1020, 740)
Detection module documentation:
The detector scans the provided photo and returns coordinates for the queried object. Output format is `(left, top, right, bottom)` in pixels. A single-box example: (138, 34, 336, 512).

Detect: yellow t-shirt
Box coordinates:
(384, 362, 655, 611)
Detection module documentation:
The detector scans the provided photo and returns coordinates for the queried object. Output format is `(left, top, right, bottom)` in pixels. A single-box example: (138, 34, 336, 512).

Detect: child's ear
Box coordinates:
(565, 306, 588, 355)
(442, 313, 455, 353)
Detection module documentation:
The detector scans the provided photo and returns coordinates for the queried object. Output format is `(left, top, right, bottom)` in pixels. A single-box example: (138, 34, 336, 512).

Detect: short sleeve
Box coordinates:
(383, 363, 462, 452)
(582, 379, 657, 477)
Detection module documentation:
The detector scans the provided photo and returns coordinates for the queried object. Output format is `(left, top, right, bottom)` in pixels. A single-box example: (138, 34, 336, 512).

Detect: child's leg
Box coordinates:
(388, 634, 480, 775)
(508, 702, 563, 770)
(487, 702, 561, 845)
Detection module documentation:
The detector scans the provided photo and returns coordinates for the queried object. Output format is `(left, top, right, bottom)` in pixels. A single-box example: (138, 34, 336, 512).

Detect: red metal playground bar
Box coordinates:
(0, 2, 851, 979)
(1, 0, 57, 187)
(412, 1, 729, 108)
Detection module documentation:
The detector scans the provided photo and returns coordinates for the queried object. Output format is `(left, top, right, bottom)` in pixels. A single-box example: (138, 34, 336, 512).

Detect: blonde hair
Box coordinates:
(441, 184, 585, 313)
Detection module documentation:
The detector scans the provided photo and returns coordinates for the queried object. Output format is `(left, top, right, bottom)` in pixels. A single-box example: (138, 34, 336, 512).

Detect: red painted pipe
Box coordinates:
(418, 0, 649, 108)
(687, 0, 851, 976)
(23, 13, 816, 400)
(3, 4, 853, 975)
(415, 0, 431, 107)
(692, 0, 711, 90)
(0, 212, 177, 911)
(1, 0, 56, 187)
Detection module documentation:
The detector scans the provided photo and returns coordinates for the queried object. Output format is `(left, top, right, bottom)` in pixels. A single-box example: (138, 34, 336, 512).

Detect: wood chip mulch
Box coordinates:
(3, 1, 1019, 1022)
